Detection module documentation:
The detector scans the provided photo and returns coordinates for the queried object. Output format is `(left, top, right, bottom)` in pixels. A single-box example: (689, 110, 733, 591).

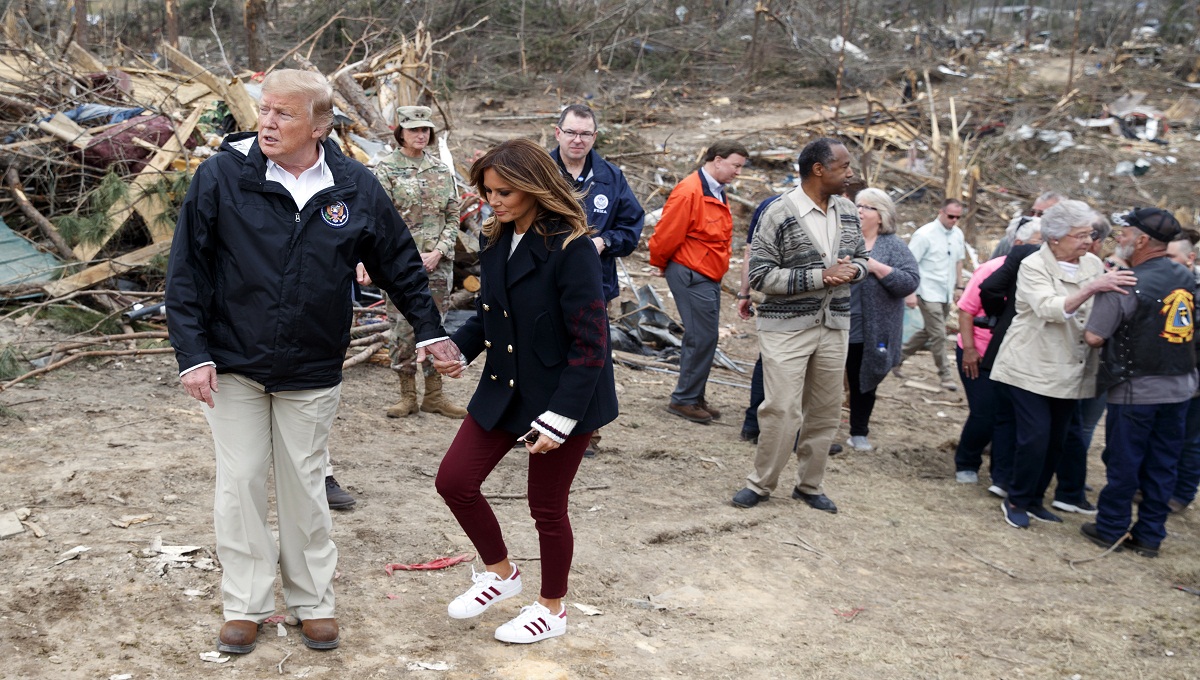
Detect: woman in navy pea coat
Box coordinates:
(431, 139, 618, 644)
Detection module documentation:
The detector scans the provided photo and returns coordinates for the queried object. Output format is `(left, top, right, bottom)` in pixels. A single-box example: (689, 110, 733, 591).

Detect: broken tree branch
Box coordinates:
(5, 167, 75, 260)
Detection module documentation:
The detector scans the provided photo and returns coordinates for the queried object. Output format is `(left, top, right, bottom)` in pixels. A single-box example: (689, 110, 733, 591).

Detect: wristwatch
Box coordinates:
(600, 234, 613, 250)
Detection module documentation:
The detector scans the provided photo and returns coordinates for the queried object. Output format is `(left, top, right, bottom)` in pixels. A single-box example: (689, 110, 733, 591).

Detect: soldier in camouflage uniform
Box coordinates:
(372, 106, 466, 419)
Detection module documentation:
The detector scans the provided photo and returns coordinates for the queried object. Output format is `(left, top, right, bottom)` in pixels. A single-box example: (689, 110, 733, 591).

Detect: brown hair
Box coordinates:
(469, 138, 589, 249)
(393, 125, 434, 150)
(702, 140, 750, 163)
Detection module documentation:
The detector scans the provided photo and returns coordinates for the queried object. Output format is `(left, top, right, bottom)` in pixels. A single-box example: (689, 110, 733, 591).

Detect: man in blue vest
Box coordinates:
(550, 104, 645, 455)
(1081, 208, 1196, 557)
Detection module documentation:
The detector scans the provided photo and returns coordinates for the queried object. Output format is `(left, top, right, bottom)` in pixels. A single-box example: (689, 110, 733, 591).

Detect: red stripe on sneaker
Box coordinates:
(488, 587, 500, 596)
(524, 623, 538, 635)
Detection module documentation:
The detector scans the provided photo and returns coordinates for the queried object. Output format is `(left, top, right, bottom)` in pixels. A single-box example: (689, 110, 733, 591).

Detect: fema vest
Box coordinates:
(1097, 256, 1196, 393)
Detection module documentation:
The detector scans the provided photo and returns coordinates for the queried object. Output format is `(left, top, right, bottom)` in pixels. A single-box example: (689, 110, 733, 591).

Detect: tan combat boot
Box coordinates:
(386, 372, 419, 418)
(420, 372, 467, 418)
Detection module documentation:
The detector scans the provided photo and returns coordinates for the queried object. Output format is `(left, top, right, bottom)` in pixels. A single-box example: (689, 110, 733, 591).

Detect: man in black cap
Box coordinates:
(1080, 207, 1197, 557)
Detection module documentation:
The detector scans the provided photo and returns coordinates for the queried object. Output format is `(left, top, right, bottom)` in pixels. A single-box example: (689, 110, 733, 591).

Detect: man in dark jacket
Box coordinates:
(550, 104, 644, 454)
(1081, 208, 1195, 558)
(166, 70, 459, 655)
(550, 104, 645, 303)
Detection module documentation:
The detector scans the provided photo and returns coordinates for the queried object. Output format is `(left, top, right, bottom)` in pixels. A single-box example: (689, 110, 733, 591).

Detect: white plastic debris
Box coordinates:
(829, 36, 868, 61)
(572, 602, 603, 616)
(199, 651, 229, 663)
(406, 661, 451, 671)
(277, 623, 287, 637)
(54, 545, 90, 566)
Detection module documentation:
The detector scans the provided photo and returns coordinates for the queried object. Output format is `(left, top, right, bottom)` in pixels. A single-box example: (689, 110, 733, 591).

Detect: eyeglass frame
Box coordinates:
(556, 127, 597, 140)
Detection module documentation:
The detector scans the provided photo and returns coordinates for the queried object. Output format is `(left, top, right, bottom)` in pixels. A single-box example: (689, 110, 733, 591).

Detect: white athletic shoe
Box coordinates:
(494, 601, 567, 644)
(447, 565, 522, 619)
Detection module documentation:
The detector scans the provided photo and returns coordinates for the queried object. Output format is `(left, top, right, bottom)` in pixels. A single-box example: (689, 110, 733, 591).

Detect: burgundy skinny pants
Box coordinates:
(435, 415, 590, 599)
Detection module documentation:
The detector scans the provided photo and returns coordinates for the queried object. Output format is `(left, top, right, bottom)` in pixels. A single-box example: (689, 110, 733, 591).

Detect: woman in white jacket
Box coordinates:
(991, 199, 1136, 529)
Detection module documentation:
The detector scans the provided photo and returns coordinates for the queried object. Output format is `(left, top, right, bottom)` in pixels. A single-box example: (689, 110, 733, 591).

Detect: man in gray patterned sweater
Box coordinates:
(732, 138, 868, 513)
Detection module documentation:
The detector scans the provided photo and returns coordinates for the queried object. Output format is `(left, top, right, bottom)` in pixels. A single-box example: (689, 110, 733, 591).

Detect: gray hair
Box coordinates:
(1036, 191, 1066, 205)
(1040, 199, 1097, 240)
(855, 187, 898, 234)
(1014, 216, 1042, 242)
(1090, 214, 1111, 242)
(261, 69, 335, 135)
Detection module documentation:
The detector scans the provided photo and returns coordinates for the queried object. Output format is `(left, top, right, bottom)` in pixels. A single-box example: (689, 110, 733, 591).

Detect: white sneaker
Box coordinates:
(955, 470, 979, 484)
(494, 601, 567, 644)
(447, 566, 522, 619)
(987, 485, 1008, 499)
(846, 436, 873, 451)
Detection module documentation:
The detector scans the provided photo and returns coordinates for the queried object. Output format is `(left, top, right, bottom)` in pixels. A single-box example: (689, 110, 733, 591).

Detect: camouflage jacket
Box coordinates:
(373, 150, 459, 259)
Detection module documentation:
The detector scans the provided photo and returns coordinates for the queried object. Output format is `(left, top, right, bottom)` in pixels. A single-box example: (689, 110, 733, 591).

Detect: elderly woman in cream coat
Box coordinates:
(991, 200, 1136, 530)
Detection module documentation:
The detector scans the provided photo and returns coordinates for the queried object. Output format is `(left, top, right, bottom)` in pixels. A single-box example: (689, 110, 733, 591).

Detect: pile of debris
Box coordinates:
(0, 11, 491, 389)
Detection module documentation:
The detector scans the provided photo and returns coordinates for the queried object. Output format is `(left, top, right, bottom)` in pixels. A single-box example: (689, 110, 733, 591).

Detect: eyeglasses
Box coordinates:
(857, 205, 879, 212)
(558, 128, 596, 140)
(1028, 209, 1045, 217)
(944, 214, 962, 220)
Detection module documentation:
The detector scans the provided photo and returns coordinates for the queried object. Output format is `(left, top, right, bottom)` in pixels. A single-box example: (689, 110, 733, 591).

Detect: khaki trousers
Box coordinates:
(204, 374, 340, 622)
(746, 325, 848, 496)
(901, 296, 953, 381)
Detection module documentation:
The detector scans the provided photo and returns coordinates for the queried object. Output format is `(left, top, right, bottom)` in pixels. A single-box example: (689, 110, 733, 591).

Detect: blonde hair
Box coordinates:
(261, 69, 335, 135)
(469, 139, 589, 248)
(855, 187, 898, 234)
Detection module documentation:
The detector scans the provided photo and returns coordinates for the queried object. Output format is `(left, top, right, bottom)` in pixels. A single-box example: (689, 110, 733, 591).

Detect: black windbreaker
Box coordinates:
(166, 132, 445, 392)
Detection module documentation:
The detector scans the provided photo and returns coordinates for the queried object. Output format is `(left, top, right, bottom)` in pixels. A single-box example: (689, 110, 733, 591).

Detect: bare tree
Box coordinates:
(245, 0, 269, 71)
(165, 0, 180, 48)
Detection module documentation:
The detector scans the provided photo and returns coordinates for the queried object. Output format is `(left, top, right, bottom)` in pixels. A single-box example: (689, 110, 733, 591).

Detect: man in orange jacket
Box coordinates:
(648, 140, 750, 424)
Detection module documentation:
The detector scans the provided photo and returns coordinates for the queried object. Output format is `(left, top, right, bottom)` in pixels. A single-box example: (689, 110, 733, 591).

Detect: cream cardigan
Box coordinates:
(990, 244, 1105, 399)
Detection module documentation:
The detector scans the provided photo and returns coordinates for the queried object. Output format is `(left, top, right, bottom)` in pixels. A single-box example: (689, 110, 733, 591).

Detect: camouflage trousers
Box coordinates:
(388, 259, 453, 377)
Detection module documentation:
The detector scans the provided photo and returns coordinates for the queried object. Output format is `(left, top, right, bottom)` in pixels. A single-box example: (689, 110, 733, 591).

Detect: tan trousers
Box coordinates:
(746, 325, 848, 496)
(204, 374, 340, 622)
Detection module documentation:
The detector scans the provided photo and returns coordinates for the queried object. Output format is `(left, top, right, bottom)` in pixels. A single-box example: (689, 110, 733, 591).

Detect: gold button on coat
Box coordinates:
(483, 303, 490, 311)
(503, 310, 508, 317)
(485, 340, 492, 348)
(508, 379, 514, 387)
(490, 374, 497, 381)
(507, 345, 513, 353)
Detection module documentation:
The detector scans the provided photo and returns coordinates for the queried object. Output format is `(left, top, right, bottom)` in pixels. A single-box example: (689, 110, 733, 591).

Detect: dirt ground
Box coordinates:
(3, 53, 1200, 680)
(2, 248, 1199, 680)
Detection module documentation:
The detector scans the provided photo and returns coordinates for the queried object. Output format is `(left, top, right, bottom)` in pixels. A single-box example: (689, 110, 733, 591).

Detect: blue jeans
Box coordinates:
(1171, 395, 1200, 506)
(1095, 401, 1187, 546)
(742, 355, 765, 437)
(1007, 386, 1076, 510)
(954, 345, 995, 473)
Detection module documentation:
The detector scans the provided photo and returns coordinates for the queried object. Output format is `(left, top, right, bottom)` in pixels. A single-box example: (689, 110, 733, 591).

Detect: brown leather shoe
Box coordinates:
(301, 618, 340, 650)
(667, 401, 712, 424)
(217, 620, 258, 654)
(699, 399, 721, 420)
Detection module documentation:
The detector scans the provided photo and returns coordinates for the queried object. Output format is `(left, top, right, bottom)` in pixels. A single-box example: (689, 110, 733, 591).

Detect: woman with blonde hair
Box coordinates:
(843, 188, 920, 451)
(431, 138, 618, 644)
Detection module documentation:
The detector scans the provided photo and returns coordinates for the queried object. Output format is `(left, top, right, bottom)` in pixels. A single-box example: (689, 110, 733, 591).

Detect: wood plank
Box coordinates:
(65, 42, 106, 72)
(36, 113, 92, 148)
(160, 43, 257, 130)
(43, 242, 171, 298)
(72, 106, 205, 261)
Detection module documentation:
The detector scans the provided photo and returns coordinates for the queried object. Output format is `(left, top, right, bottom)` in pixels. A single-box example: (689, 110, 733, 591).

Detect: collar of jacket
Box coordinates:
(695, 169, 724, 202)
(482, 220, 562, 311)
(222, 132, 356, 198)
(551, 147, 613, 185)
